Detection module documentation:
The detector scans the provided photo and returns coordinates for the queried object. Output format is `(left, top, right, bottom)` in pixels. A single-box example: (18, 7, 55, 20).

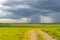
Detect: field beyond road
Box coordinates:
(0, 24, 60, 40)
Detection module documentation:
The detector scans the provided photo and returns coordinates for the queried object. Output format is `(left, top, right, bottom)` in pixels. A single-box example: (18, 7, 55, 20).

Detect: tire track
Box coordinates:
(37, 30, 57, 40)
(24, 29, 38, 40)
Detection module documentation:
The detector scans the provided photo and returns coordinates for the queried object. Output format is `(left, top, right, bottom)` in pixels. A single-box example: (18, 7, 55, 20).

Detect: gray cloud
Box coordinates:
(47, 13, 60, 23)
(0, 0, 60, 23)
(30, 14, 40, 23)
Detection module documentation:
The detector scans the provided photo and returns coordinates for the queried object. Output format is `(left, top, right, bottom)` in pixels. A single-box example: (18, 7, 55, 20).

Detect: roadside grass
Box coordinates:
(0, 28, 32, 40)
(42, 28, 60, 40)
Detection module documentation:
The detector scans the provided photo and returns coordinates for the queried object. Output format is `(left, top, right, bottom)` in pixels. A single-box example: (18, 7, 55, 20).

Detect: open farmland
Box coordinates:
(0, 24, 60, 40)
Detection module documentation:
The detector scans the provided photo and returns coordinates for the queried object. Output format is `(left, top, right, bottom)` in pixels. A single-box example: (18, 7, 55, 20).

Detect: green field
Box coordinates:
(0, 24, 60, 40)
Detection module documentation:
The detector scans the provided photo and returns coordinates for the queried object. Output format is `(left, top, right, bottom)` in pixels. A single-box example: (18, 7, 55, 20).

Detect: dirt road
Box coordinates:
(24, 29, 57, 40)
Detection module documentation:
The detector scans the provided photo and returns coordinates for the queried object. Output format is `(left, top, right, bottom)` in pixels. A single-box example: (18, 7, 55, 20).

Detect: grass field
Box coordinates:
(0, 24, 60, 40)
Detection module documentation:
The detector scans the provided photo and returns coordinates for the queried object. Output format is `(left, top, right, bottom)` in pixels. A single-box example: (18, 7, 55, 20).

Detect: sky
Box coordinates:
(0, 0, 60, 23)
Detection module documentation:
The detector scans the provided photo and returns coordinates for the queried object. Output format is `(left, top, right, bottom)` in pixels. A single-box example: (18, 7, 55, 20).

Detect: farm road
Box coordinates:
(24, 29, 57, 40)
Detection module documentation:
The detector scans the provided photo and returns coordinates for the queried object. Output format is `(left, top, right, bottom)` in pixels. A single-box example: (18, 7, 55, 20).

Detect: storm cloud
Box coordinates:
(0, 0, 60, 23)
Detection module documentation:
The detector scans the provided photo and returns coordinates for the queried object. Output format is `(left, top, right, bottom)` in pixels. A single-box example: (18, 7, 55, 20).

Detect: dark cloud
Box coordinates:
(27, 0, 60, 12)
(30, 14, 40, 23)
(7, 8, 41, 18)
(3, 0, 60, 11)
(0, 0, 60, 23)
